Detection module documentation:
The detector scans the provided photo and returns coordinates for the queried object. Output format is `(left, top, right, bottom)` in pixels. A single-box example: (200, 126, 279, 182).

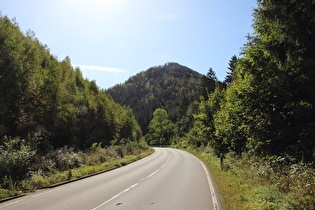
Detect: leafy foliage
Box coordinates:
(106, 62, 202, 133)
(180, 0, 315, 161)
(0, 15, 142, 150)
(192, 147, 315, 209)
(146, 108, 174, 145)
(0, 136, 37, 184)
(189, 87, 225, 150)
(0, 136, 152, 194)
(229, 0, 315, 158)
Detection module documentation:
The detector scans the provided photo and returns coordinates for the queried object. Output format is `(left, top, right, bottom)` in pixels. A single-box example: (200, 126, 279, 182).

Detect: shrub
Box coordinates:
(0, 136, 36, 183)
(0, 139, 153, 198)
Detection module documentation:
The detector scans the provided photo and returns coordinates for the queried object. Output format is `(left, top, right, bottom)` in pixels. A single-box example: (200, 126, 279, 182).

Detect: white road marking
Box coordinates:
(191, 154, 220, 210)
(0, 186, 66, 208)
(91, 154, 172, 210)
(0, 198, 26, 208)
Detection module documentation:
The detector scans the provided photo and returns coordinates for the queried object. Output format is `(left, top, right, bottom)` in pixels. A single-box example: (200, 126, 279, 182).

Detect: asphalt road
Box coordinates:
(0, 148, 222, 210)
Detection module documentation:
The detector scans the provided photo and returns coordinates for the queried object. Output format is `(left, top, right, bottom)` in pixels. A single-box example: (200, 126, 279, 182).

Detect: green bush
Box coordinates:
(0, 139, 153, 198)
(0, 136, 36, 184)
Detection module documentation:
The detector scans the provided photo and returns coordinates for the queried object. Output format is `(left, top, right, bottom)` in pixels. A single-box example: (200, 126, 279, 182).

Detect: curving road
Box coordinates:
(0, 148, 222, 210)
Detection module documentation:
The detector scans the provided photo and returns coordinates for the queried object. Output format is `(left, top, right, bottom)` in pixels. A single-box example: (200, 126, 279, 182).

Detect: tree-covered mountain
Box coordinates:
(106, 63, 203, 133)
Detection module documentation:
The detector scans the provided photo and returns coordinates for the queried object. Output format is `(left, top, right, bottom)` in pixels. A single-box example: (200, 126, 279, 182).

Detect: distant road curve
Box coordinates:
(0, 148, 222, 210)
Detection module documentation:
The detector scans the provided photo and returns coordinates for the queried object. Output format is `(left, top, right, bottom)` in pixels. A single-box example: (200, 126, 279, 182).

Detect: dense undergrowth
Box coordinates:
(185, 146, 315, 210)
(0, 135, 153, 199)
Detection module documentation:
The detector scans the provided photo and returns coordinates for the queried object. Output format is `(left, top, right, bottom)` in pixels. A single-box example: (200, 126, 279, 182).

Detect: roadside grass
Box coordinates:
(0, 189, 21, 200)
(0, 144, 154, 200)
(185, 146, 315, 210)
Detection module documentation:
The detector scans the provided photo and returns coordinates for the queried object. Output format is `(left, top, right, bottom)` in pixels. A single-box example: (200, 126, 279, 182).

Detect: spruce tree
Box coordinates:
(224, 55, 238, 85)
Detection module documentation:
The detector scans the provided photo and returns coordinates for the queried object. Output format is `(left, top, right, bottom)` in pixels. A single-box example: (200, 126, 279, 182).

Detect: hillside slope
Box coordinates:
(0, 16, 142, 148)
(106, 62, 202, 133)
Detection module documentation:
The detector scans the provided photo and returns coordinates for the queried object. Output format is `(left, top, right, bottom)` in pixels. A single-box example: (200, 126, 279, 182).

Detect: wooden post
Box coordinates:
(220, 153, 224, 171)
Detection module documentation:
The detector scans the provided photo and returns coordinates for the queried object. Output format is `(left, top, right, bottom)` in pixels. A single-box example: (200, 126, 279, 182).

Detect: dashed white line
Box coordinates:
(91, 154, 172, 210)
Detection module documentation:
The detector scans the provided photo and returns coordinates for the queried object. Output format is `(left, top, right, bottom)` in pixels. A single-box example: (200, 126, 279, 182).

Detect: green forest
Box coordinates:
(0, 16, 142, 148)
(0, 0, 315, 208)
(0, 14, 150, 197)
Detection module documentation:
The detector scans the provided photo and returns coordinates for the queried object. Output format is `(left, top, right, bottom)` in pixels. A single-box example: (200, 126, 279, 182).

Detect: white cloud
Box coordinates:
(74, 64, 126, 72)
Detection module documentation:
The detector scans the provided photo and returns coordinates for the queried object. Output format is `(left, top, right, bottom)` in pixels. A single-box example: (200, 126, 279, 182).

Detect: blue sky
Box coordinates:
(1, 0, 257, 89)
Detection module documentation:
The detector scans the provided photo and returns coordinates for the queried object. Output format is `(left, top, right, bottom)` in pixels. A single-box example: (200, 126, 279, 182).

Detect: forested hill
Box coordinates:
(0, 16, 142, 149)
(106, 63, 203, 133)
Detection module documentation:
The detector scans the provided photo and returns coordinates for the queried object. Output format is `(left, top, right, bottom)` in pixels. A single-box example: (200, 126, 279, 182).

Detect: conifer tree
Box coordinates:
(199, 68, 217, 100)
(224, 55, 237, 85)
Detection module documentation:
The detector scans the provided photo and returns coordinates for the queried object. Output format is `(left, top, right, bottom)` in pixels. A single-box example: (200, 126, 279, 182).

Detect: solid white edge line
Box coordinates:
(91, 153, 172, 210)
(192, 154, 220, 210)
(1, 186, 67, 208)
